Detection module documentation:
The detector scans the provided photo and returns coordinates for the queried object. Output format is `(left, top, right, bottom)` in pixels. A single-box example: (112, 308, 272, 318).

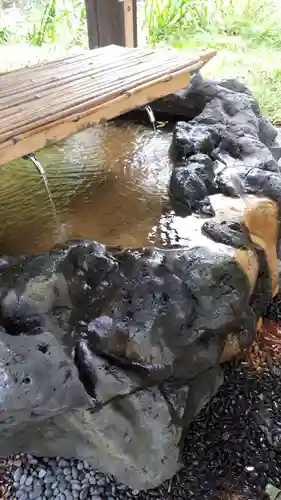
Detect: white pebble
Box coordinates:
(38, 468, 47, 479)
(245, 466, 255, 472)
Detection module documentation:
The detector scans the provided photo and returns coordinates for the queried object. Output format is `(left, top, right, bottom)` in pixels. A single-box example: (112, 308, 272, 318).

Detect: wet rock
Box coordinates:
(150, 74, 220, 122)
(169, 152, 216, 215)
(1, 76, 281, 491)
(167, 77, 281, 215)
(0, 232, 263, 489)
(169, 163, 211, 215)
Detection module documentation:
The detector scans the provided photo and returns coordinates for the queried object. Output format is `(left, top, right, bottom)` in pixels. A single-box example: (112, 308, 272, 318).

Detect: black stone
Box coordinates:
(2, 74, 281, 492)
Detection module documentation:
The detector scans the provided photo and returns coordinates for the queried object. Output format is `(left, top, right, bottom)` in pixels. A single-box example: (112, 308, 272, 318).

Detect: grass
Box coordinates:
(0, 0, 87, 48)
(143, 0, 281, 48)
(142, 0, 281, 121)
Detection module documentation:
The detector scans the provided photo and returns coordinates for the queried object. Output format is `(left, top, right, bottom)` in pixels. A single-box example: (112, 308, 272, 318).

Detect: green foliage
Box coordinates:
(143, 0, 281, 48)
(0, 0, 87, 47)
(144, 0, 209, 46)
(142, 0, 281, 120)
(26, 0, 57, 46)
(0, 26, 10, 43)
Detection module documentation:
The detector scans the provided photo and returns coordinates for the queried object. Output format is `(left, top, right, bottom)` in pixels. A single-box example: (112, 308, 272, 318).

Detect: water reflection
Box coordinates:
(0, 121, 173, 256)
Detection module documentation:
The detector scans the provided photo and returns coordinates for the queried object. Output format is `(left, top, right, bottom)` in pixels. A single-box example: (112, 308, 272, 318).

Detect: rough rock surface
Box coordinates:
(166, 75, 281, 215)
(1, 75, 281, 490)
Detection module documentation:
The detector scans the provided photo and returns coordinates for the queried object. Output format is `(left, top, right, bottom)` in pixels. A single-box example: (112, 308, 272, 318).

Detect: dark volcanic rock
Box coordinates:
(1, 75, 281, 492)
(0, 235, 259, 489)
(166, 76, 281, 215)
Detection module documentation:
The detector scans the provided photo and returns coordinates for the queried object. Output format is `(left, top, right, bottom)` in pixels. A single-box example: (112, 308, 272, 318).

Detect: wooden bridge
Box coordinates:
(0, 45, 215, 166)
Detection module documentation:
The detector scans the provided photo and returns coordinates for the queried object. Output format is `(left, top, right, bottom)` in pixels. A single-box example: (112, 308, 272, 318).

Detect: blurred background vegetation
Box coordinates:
(1, 0, 281, 120)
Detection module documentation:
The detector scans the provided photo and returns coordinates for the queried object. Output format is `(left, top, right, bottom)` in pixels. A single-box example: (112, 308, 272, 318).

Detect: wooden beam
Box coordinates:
(85, 0, 137, 49)
(0, 47, 217, 165)
(0, 71, 190, 166)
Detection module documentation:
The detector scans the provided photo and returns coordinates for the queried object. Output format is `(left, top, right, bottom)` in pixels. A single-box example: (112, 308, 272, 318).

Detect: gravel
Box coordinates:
(4, 360, 281, 499)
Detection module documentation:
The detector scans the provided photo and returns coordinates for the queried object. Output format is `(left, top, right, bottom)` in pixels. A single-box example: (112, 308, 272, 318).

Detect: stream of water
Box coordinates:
(144, 105, 156, 131)
(23, 153, 60, 232)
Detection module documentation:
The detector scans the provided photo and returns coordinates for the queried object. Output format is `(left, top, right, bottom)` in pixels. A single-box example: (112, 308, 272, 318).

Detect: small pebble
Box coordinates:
(14, 459, 23, 468)
(59, 481, 67, 493)
(38, 468, 47, 479)
(18, 492, 28, 500)
(72, 482, 82, 491)
(64, 489, 74, 500)
(245, 466, 255, 472)
(13, 468, 23, 483)
(59, 459, 69, 468)
(28, 458, 38, 465)
(44, 487, 53, 498)
(19, 474, 27, 486)
(44, 475, 56, 484)
(80, 486, 89, 499)
(25, 475, 34, 487)
(91, 488, 100, 495)
(97, 478, 106, 487)
(29, 490, 43, 500)
(72, 467, 79, 480)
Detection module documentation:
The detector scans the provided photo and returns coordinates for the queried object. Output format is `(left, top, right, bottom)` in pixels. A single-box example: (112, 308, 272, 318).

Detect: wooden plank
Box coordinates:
(0, 71, 190, 165)
(0, 46, 217, 165)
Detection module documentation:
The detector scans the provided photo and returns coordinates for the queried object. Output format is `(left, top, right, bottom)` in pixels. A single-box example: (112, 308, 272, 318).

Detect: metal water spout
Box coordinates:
(144, 105, 156, 131)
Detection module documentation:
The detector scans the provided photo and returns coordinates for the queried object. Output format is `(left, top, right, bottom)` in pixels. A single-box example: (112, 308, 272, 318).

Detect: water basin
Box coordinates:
(0, 121, 173, 255)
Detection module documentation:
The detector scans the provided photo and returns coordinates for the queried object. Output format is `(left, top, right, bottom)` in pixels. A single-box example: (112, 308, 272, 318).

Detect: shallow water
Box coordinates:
(0, 121, 173, 256)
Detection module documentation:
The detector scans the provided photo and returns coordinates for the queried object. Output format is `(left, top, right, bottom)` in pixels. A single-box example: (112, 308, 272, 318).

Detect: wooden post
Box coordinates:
(85, 0, 138, 49)
(123, 0, 138, 48)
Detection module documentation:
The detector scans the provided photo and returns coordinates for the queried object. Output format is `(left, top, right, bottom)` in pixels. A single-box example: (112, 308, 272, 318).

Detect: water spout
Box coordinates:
(22, 153, 59, 230)
(144, 105, 156, 132)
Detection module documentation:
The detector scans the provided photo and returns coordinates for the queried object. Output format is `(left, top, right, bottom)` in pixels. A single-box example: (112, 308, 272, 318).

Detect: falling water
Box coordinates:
(144, 105, 156, 132)
(230, 172, 250, 209)
(22, 153, 60, 231)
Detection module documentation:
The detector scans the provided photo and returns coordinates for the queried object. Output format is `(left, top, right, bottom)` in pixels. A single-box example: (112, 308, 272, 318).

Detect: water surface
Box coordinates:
(0, 121, 173, 256)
